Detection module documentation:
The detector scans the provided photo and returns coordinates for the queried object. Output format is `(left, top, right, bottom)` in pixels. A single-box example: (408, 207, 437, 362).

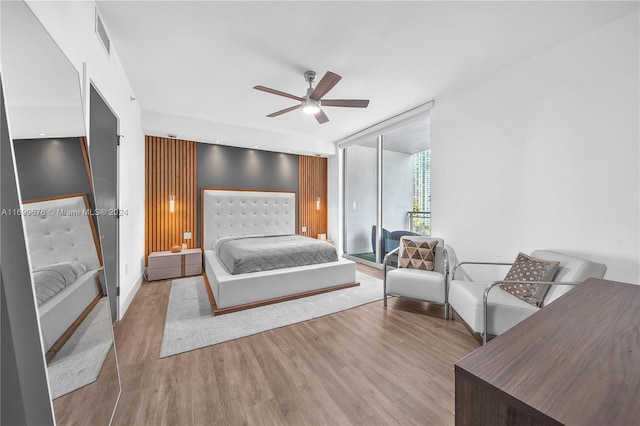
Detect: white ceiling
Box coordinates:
(96, 1, 637, 155)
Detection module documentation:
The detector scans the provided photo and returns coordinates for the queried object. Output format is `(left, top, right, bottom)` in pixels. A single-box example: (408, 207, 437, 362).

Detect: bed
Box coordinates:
(22, 194, 104, 362)
(202, 188, 358, 315)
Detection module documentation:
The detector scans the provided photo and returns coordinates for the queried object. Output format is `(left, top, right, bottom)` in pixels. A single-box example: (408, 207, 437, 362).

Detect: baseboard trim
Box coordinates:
(119, 272, 143, 321)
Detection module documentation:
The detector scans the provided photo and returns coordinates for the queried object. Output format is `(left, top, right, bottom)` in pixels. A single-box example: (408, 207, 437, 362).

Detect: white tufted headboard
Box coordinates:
(22, 194, 101, 271)
(202, 189, 295, 250)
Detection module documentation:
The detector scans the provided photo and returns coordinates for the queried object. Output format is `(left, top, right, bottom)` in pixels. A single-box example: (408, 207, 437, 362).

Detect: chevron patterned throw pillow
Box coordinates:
(399, 239, 438, 271)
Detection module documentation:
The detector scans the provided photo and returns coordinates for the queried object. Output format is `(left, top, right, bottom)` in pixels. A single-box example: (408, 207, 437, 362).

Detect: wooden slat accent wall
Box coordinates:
(298, 155, 328, 239)
(145, 136, 197, 265)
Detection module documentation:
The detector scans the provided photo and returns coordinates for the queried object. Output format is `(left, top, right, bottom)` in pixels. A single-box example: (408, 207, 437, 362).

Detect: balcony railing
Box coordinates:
(407, 211, 431, 235)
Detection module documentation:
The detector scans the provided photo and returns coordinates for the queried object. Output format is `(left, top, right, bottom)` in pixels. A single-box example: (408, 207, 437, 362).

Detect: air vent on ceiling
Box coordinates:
(95, 8, 110, 57)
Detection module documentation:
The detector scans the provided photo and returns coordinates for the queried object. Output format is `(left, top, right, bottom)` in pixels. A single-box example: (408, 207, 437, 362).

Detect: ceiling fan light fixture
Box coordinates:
(255, 70, 368, 124)
(302, 98, 320, 115)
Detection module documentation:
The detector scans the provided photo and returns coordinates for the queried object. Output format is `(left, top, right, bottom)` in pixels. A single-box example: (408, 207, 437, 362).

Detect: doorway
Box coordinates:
(89, 84, 119, 322)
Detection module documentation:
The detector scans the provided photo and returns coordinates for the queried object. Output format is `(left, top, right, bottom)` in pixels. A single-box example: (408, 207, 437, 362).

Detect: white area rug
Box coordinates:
(48, 298, 113, 399)
(160, 271, 382, 358)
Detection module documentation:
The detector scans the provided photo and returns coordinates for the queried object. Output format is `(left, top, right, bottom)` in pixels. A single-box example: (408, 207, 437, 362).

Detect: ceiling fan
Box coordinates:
(254, 70, 369, 124)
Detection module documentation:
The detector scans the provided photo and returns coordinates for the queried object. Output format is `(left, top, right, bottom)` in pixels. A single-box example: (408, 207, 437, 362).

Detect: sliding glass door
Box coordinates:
(382, 119, 431, 258)
(344, 116, 431, 266)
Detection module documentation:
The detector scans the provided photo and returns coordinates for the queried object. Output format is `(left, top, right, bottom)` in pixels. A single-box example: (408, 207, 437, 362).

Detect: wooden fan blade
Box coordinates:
(310, 71, 341, 100)
(267, 104, 301, 117)
(254, 85, 304, 102)
(314, 109, 329, 124)
(321, 99, 369, 108)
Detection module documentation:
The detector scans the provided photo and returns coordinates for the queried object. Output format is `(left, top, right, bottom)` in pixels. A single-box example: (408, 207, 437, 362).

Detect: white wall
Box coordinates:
(382, 150, 413, 232)
(26, 1, 146, 316)
(343, 146, 413, 255)
(345, 145, 377, 254)
(327, 151, 341, 253)
(431, 12, 639, 283)
(144, 110, 335, 157)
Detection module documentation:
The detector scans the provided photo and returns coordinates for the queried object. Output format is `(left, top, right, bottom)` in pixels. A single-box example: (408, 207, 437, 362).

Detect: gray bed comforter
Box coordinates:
(32, 261, 87, 306)
(214, 234, 338, 275)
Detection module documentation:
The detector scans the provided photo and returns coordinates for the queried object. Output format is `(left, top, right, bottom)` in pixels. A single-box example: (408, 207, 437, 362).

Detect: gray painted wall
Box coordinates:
(13, 136, 93, 203)
(196, 143, 299, 247)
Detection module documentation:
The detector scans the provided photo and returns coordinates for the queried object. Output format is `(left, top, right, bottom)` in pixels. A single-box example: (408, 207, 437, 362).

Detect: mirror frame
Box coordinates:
(0, 1, 121, 423)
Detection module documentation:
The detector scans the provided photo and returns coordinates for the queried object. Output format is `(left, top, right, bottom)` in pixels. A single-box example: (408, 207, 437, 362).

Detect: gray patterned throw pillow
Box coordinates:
(500, 252, 560, 306)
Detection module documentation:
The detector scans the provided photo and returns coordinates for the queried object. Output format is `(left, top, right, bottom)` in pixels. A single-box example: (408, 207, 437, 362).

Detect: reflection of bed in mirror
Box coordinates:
(202, 189, 358, 315)
(23, 194, 103, 360)
(22, 194, 113, 398)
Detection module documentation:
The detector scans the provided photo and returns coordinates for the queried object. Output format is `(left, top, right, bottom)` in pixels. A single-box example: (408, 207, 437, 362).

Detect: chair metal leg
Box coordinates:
(444, 302, 450, 320)
(383, 262, 387, 307)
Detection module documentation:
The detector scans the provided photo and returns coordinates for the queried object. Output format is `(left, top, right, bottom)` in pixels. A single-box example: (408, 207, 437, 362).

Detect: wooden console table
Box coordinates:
(455, 278, 640, 426)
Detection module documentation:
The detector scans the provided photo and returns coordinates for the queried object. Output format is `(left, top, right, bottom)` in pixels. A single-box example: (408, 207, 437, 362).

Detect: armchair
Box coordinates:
(383, 236, 450, 319)
(371, 225, 390, 257)
(372, 226, 421, 259)
(385, 230, 421, 255)
(449, 250, 607, 343)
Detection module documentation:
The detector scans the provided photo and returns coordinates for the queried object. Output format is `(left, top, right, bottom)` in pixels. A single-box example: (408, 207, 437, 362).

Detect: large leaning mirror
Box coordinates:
(1, 1, 120, 423)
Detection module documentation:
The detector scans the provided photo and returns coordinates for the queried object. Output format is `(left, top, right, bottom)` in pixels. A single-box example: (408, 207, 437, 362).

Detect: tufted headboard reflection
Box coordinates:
(22, 194, 101, 271)
(202, 189, 295, 250)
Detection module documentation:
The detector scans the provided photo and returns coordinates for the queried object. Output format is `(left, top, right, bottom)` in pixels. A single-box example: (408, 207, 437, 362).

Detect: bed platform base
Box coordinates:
(203, 272, 359, 315)
(45, 291, 104, 363)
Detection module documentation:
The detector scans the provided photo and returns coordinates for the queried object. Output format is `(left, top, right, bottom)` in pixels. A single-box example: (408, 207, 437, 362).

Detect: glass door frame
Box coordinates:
(340, 101, 433, 267)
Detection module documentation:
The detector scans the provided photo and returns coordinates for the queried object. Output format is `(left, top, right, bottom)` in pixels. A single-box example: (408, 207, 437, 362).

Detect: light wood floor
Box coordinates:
(108, 264, 480, 425)
(53, 346, 119, 425)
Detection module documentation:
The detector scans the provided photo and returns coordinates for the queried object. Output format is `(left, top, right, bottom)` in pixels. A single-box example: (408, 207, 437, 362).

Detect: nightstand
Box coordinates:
(318, 238, 334, 246)
(147, 248, 202, 281)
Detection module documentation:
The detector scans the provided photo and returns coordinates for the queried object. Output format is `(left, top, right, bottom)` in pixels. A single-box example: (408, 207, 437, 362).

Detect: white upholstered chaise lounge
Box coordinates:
(449, 249, 607, 343)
